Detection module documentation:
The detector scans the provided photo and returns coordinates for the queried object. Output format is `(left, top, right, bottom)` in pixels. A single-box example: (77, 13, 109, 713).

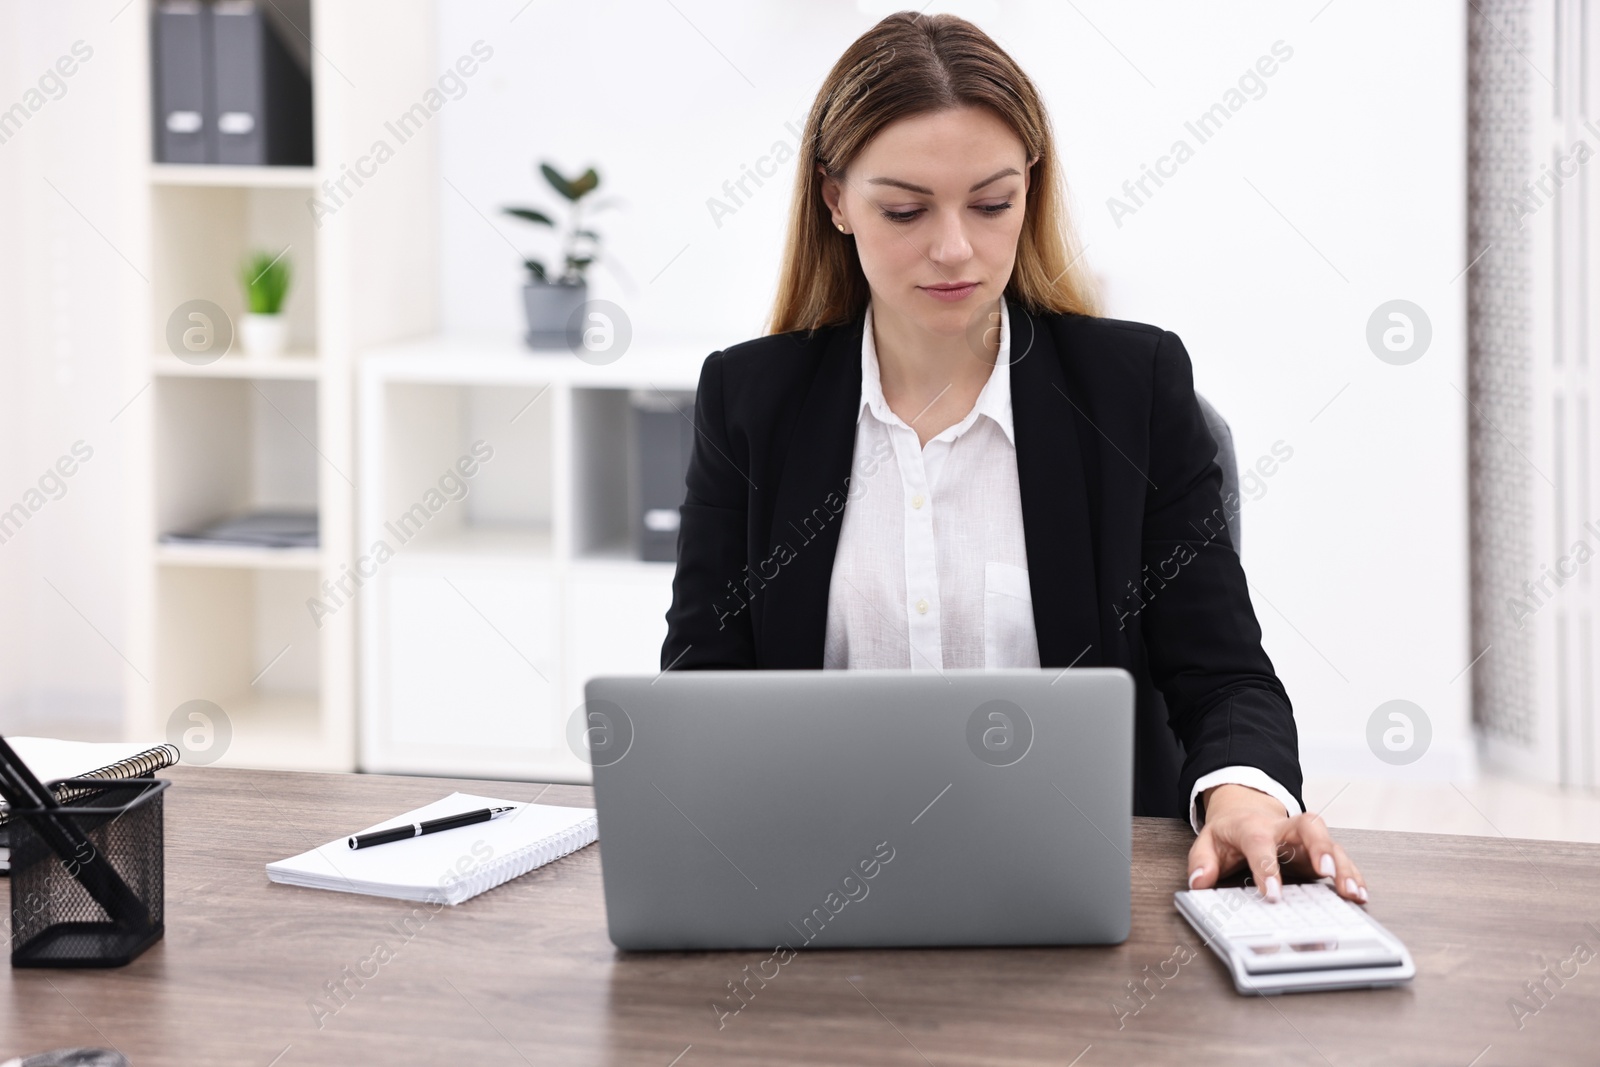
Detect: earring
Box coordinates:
(837, 222, 848, 233)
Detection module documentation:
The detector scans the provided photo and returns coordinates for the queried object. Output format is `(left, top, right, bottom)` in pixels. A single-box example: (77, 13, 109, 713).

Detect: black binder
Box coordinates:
(633, 391, 696, 562)
(211, 1, 313, 166)
(152, 1, 211, 163)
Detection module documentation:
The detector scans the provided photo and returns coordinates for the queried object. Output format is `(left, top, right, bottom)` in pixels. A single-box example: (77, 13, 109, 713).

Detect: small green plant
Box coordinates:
(502, 162, 613, 285)
(239, 249, 292, 315)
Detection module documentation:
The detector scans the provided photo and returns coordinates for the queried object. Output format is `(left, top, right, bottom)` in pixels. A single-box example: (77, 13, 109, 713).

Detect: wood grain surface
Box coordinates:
(4, 765, 1598, 1065)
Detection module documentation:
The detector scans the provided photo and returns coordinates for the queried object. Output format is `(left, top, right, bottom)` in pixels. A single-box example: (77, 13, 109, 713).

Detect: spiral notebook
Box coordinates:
(0, 737, 182, 870)
(265, 792, 598, 905)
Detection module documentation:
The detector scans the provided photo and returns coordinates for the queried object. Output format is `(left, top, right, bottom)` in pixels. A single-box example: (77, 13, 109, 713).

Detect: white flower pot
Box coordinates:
(240, 313, 288, 357)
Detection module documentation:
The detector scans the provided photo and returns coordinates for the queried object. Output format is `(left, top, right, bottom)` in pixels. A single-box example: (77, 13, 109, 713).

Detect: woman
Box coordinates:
(662, 11, 1366, 906)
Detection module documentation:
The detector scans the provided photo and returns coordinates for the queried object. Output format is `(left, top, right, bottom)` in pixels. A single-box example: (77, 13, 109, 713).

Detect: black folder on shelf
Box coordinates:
(152, 1, 211, 164)
(211, 1, 313, 166)
(633, 391, 696, 562)
(159, 508, 318, 549)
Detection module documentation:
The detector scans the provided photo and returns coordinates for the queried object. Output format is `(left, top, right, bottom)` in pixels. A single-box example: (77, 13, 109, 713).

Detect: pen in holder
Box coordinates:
(1, 734, 163, 967)
(6, 775, 168, 968)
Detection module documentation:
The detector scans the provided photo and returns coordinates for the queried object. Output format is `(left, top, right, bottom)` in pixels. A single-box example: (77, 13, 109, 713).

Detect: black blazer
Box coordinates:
(661, 302, 1303, 819)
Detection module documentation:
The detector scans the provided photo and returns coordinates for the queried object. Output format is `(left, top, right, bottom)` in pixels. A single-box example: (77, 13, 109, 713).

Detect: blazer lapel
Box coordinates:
(759, 319, 864, 668)
(1009, 304, 1106, 668)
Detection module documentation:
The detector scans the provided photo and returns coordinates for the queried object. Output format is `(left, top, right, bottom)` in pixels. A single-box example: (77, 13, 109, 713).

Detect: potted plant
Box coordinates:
(238, 249, 292, 357)
(503, 162, 610, 349)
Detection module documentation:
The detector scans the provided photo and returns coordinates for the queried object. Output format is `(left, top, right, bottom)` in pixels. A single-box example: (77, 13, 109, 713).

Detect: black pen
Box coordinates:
(348, 806, 517, 850)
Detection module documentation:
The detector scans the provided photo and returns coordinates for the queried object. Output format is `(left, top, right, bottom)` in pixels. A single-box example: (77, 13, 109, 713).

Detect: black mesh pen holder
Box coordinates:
(10, 777, 168, 968)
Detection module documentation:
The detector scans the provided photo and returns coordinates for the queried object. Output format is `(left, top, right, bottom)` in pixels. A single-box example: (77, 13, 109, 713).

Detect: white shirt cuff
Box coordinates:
(1188, 765, 1303, 834)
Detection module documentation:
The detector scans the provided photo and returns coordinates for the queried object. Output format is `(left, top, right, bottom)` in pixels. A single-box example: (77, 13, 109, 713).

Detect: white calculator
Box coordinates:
(1174, 882, 1415, 995)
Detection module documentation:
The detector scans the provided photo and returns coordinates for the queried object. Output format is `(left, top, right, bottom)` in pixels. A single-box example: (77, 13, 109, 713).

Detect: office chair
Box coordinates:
(1130, 392, 1243, 820)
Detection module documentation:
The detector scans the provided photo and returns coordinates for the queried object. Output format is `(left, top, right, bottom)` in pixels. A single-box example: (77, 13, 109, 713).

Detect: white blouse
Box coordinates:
(821, 294, 1300, 832)
(822, 295, 1036, 672)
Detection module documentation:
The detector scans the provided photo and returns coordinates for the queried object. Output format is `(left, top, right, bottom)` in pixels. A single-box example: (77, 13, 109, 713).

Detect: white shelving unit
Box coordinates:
(357, 338, 714, 783)
(1469, 1, 1600, 787)
(122, 0, 439, 770)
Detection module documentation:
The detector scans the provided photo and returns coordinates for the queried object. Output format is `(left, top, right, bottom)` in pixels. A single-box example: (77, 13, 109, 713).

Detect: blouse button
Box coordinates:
(911, 493, 925, 509)
(915, 598, 929, 614)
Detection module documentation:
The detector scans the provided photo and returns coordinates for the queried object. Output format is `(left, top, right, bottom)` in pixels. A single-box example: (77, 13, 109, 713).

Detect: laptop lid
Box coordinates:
(585, 668, 1133, 951)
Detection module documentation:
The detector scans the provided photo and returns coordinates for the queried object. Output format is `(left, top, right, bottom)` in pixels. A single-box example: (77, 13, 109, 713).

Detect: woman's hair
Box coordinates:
(767, 10, 1102, 335)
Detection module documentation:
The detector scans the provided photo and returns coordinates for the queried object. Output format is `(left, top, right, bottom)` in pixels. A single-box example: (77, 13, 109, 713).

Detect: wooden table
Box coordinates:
(4, 765, 1598, 1065)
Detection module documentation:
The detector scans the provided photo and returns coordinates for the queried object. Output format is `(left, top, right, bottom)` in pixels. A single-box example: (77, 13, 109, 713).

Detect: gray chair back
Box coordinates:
(1195, 391, 1240, 554)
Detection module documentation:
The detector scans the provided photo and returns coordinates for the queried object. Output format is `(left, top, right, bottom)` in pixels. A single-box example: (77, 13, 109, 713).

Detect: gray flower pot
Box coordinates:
(522, 279, 588, 350)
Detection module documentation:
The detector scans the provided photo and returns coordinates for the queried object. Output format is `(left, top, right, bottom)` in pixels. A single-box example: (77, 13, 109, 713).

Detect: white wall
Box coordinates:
(0, 3, 143, 738)
(434, 0, 1470, 780)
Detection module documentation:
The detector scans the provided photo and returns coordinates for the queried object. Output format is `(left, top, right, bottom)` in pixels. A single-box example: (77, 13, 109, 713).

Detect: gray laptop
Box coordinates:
(584, 668, 1133, 951)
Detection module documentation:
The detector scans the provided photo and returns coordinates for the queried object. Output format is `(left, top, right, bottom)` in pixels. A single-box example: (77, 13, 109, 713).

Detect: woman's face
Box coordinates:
(821, 105, 1032, 338)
